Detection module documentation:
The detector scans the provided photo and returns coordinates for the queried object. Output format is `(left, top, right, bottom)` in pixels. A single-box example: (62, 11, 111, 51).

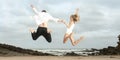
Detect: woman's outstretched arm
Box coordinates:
(62, 20, 69, 28)
(75, 8, 79, 15)
(75, 8, 80, 21)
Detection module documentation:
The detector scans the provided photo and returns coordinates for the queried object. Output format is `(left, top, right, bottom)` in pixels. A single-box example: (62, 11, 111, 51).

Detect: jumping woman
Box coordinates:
(63, 8, 84, 46)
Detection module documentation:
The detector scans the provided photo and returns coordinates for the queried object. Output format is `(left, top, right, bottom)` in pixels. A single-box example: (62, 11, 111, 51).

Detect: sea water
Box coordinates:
(33, 48, 99, 56)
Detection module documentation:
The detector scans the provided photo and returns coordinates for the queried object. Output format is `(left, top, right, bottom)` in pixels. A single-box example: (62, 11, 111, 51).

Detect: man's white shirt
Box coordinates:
(33, 12, 59, 25)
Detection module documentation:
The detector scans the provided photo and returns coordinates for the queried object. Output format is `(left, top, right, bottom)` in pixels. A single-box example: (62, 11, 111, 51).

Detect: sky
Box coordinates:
(0, 0, 120, 49)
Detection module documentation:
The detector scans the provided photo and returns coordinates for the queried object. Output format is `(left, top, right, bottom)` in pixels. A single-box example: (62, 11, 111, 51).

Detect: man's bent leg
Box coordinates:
(31, 27, 41, 40)
(43, 33, 52, 43)
(31, 32, 39, 40)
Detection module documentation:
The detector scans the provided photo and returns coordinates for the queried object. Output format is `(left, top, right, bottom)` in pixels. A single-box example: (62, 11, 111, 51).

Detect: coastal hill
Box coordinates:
(0, 43, 52, 56)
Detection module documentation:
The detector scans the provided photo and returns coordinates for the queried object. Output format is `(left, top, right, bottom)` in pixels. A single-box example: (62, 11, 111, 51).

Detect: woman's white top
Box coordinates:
(66, 23, 75, 34)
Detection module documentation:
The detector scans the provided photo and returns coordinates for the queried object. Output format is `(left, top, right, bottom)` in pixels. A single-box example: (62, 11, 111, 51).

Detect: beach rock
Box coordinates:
(98, 34, 120, 55)
(116, 35, 120, 49)
(65, 52, 79, 56)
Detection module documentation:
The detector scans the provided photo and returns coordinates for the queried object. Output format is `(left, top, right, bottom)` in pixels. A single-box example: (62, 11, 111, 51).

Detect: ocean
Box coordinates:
(33, 48, 99, 56)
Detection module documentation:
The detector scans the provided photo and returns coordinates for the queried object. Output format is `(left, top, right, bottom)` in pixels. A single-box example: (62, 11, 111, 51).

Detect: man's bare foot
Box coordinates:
(47, 29, 52, 33)
(29, 28, 35, 33)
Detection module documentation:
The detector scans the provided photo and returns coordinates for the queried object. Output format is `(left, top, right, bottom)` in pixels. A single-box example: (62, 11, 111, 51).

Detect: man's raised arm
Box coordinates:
(30, 5, 39, 14)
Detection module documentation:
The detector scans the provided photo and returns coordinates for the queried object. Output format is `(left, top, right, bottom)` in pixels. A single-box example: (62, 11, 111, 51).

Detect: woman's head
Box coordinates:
(70, 14, 79, 22)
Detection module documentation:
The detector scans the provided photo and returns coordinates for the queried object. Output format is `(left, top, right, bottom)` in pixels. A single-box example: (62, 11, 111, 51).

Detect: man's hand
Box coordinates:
(59, 20, 66, 24)
(30, 4, 34, 8)
(30, 4, 39, 14)
(58, 19, 65, 23)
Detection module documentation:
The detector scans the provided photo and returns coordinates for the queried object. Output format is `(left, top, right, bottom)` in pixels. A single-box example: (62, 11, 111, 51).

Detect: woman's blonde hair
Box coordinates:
(71, 14, 79, 23)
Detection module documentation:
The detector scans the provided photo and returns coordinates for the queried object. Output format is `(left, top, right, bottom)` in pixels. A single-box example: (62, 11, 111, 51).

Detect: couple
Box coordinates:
(30, 5, 84, 46)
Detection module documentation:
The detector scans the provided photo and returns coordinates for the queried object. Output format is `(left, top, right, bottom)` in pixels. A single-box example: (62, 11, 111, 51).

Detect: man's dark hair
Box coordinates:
(42, 10, 47, 12)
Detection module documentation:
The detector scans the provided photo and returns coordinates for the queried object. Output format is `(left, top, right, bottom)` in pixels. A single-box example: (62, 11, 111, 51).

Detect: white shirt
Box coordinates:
(33, 12, 59, 25)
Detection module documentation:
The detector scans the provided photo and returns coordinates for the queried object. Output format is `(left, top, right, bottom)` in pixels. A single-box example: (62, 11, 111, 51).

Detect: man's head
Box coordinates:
(41, 10, 47, 12)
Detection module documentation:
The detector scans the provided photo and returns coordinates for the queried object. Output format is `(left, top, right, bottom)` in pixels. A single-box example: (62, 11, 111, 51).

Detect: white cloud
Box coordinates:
(0, 0, 120, 49)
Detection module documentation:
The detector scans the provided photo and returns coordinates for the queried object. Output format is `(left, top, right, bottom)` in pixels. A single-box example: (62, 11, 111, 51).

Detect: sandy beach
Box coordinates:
(0, 56, 120, 60)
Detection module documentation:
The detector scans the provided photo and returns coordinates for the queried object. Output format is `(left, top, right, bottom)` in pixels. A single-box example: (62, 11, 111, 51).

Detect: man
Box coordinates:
(30, 5, 63, 43)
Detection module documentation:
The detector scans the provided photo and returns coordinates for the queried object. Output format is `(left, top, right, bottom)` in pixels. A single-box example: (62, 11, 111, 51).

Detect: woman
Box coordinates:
(63, 8, 84, 46)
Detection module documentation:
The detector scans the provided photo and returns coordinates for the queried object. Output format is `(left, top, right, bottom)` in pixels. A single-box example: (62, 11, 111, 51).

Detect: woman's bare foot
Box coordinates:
(73, 36, 84, 46)
(79, 36, 84, 40)
(29, 28, 35, 33)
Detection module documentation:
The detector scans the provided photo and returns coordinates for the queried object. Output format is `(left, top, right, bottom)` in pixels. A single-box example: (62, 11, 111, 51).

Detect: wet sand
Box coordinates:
(0, 56, 120, 60)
